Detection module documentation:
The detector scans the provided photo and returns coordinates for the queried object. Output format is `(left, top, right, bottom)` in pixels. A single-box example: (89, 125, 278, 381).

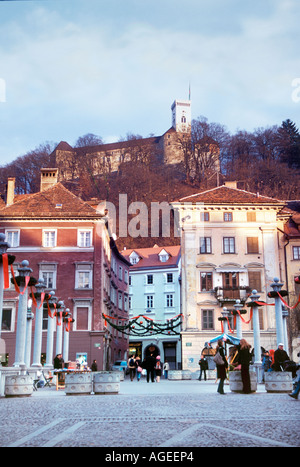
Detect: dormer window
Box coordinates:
(158, 249, 170, 262)
(129, 251, 140, 265)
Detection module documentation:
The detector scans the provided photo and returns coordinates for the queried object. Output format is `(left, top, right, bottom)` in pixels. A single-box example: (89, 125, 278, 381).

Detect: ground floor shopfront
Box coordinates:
(129, 337, 182, 369)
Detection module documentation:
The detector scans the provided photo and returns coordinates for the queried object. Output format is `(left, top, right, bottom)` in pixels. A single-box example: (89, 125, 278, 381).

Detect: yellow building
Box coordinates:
(171, 182, 293, 372)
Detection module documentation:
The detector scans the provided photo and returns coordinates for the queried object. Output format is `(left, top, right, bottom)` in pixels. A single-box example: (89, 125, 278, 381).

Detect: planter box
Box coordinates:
(5, 374, 33, 398)
(182, 370, 192, 380)
(229, 370, 257, 393)
(168, 370, 182, 380)
(65, 372, 93, 395)
(265, 371, 293, 393)
(93, 371, 120, 395)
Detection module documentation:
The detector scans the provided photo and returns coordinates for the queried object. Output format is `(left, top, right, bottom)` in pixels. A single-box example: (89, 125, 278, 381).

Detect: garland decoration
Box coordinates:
(277, 292, 300, 310)
(102, 313, 183, 336)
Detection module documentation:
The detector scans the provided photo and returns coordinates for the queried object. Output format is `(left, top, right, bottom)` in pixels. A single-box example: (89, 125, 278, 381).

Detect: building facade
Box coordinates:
(171, 183, 295, 371)
(121, 245, 182, 369)
(0, 169, 130, 369)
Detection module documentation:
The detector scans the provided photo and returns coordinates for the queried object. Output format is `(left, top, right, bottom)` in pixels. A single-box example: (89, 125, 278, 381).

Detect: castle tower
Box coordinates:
(171, 99, 191, 133)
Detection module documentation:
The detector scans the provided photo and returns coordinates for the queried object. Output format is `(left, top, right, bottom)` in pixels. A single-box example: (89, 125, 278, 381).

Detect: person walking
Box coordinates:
(198, 355, 208, 381)
(144, 353, 156, 383)
(289, 374, 300, 400)
(155, 356, 162, 382)
(163, 360, 170, 379)
(135, 356, 142, 382)
(238, 339, 252, 394)
(91, 359, 98, 371)
(127, 355, 136, 381)
(215, 340, 228, 395)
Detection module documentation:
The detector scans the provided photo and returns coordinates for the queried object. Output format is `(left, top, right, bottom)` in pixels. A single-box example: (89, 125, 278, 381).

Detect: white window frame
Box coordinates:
(73, 300, 93, 331)
(77, 229, 93, 247)
(39, 263, 57, 290)
(5, 229, 20, 248)
(75, 263, 93, 289)
(43, 229, 57, 248)
(166, 294, 174, 308)
(146, 295, 154, 309)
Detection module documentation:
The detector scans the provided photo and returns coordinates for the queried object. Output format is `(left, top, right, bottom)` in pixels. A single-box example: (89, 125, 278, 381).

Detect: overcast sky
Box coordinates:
(0, 0, 299, 165)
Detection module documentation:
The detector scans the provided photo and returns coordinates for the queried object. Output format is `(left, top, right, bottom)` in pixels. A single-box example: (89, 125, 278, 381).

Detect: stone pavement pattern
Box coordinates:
(0, 379, 299, 448)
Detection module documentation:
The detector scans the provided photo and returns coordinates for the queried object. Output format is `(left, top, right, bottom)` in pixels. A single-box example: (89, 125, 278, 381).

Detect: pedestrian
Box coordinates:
(135, 356, 142, 382)
(238, 338, 252, 394)
(54, 353, 64, 369)
(91, 359, 98, 371)
(155, 356, 162, 382)
(260, 351, 272, 383)
(144, 353, 156, 383)
(198, 355, 208, 381)
(163, 360, 170, 379)
(127, 355, 136, 381)
(289, 373, 300, 400)
(215, 340, 228, 395)
(273, 343, 290, 372)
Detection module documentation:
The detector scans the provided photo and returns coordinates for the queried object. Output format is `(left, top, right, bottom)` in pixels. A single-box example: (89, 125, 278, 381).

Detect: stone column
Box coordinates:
(270, 277, 285, 347)
(24, 299, 34, 368)
(233, 300, 243, 340)
(63, 309, 71, 363)
(250, 289, 261, 377)
(31, 279, 47, 368)
(282, 306, 289, 352)
(55, 301, 65, 356)
(13, 260, 33, 367)
(44, 291, 57, 370)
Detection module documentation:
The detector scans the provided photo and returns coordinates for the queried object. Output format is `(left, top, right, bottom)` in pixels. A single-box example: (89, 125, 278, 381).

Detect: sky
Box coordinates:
(0, 0, 299, 165)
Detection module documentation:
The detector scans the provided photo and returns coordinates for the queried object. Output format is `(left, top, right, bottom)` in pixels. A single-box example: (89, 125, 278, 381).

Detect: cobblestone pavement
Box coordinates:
(0, 379, 299, 449)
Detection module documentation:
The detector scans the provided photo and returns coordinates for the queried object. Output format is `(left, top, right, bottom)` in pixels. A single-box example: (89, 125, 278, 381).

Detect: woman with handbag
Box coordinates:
(214, 339, 228, 395)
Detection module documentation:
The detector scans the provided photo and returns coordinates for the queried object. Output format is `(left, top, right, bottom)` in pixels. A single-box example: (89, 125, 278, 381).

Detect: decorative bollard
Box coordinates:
(168, 370, 182, 380)
(229, 371, 257, 393)
(93, 371, 120, 395)
(264, 371, 293, 393)
(64, 372, 93, 396)
(5, 374, 33, 398)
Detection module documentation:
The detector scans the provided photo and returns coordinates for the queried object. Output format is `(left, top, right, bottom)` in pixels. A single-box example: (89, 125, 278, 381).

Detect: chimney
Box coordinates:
(224, 181, 238, 189)
(6, 177, 15, 206)
(40, 168, 58, 192)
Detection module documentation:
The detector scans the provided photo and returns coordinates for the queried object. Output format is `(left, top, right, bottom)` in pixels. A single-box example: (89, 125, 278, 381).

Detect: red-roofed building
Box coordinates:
(0, 170, 130, 369)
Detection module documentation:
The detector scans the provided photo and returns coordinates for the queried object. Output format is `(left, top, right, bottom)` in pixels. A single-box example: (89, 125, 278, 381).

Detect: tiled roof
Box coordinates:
(121, 245, 181, 270)
(174, 186, 284, 205)
(0, 183, 101, 219)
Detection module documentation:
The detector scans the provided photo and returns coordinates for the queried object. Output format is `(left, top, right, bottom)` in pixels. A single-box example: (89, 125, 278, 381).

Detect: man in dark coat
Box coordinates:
(273, 343, 290, 371)
(144, 353, 156, 383)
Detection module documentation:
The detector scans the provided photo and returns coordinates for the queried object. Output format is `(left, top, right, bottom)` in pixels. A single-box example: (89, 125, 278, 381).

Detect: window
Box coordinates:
(75, 263, 93, 289)
(224, 212, 233, 222)
(293, 246, 300, 260)
(223, 237, 235, 253)
(39, 264, 57, 290)
(200, 212, 210, 222)
(124, 295, 128, 312)
(166, 294, 174, 307)
(247, 211, 256, 222)
(167, 273, 173, 283)
(202, 309, 214, 330)
(119, 266, 123, 281)
(200, 237, 212, 254)
(76, 307, 89, 330)
(124, 270, 128, 284)
(6, 230, 20, 247)
(118, 292, 123, 310)
(2, 308, 12, 331)
(147, 275, 153, 285)
(78, 230, 92, 247)
(146, 295, 154, 308)
(200, 272, 213, 291)
(248, 271, 262, 291)
(43, 230, 56, 247)
(247, 237, 259, 254)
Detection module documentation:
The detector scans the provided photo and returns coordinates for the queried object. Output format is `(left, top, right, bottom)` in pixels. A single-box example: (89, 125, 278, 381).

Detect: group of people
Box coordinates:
(127, 354, 170, 383)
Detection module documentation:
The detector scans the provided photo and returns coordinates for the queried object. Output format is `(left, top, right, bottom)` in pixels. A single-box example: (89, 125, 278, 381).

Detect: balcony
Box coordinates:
(214, 286, 251, 305)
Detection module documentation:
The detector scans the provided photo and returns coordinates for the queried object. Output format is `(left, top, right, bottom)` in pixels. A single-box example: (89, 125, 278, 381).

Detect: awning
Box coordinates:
(207, 333, 240, 346)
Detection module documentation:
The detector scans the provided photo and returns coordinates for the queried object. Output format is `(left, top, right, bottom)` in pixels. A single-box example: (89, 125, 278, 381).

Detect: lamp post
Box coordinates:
(63, 309, 72, 363)
(250, 289, 261, 378)
(31, 279, 47, 368)
(55, 300, 65, 356)
(24, 298, 34, 368)
(270, 277, 285, 347)
(282, 306, 289, 352)
(233, 300, 243, 340)
(13, 260, 33, 367)
(44, 291, 57, 370)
